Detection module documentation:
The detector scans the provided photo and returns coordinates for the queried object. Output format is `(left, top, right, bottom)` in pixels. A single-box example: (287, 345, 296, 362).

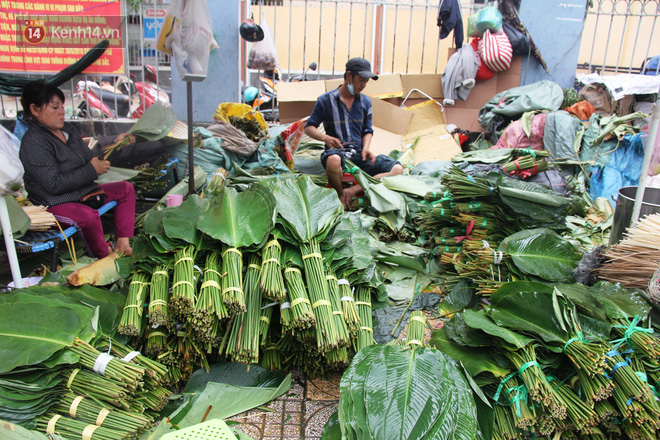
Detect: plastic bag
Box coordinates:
(213, 102, 268, 131)
(247, 18, 278, 70)
(478, 29, 513, 72)
(0, 124, 23, 196)
(159, 0, 219, 79)
(467, 6, 502, 37)
(502, 21, 531, 56)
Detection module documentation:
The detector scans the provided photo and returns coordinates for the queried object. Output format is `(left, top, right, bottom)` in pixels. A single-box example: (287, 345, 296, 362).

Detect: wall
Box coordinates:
(171, 1, 240, 123)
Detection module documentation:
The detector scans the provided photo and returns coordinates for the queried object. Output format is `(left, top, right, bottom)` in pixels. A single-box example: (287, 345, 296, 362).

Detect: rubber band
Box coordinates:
(201, 280, 221, 290)
(493, 371, 518, 402)
(291, 298, 311, 307)
(347, 166, 360, 174)
(153, 270, 167, 276)
(518, 361, 540, 375)
(338, 279, 350, 286)
(96, 408, 110, 426)
(340, 296, 354, 302)
(212, 172, 226, 180)
(204, 268, 222, 277)
(302, 252, 323, 260)
(173, 280, 193, 289)
(284, 267, 302, 275)
(626, 397, 633, 406)
(93, 352, 114, 376)
(122, 351, 141, 362)
(410, 316, 426, 324)
(407, 339, 423, 346)
(47, 415, 61, 434)
(149, 299, 168, 307)
(82, 424, 99, 440)
(360, 326, 373, 332)
(606, 350, 621, 357)
(175, 257, 193, 265)
(326, 275, 338, 281)
(264, 239, 281, 249)
(69, 395, 85, 418)
(355, 301, 371, 307)
(280, 302, 291, 310)
(222, 247, 242, 257)
(248, 264, 261, 271)
(467, 175, 476, 183)
(312, 299, 331, 309)
(514, 159, 521, 171)
(261, 302, 279, 310)
(333, 311, 343, 316)
(260, 316, 270, 325)
(222, 287, 242, 294)
(563, 337, 582, 354)
(262, 258, 280, 265)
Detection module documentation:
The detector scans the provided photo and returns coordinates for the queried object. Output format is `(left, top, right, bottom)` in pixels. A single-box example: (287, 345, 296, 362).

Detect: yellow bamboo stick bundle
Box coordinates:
(22, 205, 56, 231)
(622, 214, 660, 250)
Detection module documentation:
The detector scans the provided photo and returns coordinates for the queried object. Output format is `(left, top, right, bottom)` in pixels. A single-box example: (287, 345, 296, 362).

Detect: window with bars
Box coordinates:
(251, 0, 283, 6)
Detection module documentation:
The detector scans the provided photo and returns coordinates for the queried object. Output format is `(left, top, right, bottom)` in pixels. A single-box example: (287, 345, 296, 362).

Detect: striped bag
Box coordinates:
(478, 29, 513, 72)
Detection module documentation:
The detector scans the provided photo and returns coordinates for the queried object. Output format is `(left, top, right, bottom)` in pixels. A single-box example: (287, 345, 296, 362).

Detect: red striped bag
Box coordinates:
(478, 29, 513, 72)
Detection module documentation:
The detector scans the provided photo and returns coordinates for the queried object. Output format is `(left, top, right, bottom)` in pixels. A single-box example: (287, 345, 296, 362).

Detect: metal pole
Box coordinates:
(0, 196, 23, 288)
(631, 94, 660, 227)
(187, 80, 195, 195)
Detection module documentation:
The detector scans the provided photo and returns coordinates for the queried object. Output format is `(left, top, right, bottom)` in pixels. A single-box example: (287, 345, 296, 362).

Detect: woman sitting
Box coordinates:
(19, 80, 136, 258)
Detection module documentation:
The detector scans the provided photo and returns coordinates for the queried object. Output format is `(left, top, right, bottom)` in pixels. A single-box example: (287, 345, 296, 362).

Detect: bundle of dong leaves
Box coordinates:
(123, 173, 386, 379)
(0, 285, 171, 439)
(427, 281, 660, 440)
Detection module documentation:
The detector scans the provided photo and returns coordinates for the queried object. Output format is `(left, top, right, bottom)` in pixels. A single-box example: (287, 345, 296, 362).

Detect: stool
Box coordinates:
(14, 201, 118, 271)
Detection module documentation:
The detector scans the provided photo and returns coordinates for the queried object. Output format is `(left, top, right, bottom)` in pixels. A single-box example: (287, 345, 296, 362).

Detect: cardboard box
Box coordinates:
(278, 80, 326, 124)
(367, 96, 413, 156)
(325, 73, 405, 101)
(443, 52, 523, 131)
(398, 73, 444, 107)
(402, 100, 462, 164)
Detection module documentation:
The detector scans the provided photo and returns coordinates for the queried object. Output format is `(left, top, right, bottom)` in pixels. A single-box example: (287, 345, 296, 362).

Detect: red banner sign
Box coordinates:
(0, 1, 124, 74)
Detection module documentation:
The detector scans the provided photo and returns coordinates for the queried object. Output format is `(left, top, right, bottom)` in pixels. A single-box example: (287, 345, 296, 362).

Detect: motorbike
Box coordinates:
(244, 62, 317, 122)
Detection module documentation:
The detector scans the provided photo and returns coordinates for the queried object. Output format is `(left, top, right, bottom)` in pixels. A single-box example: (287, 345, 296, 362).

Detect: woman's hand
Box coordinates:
(114, 132, 135, 145)
(91, 157, 111, 175)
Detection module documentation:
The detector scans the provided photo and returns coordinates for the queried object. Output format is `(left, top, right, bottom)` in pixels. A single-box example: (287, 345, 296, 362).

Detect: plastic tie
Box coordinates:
(312, 299, 331, 309)
(122, 351, 141, 362)
(467, 175, 476, 183)
(201, 280, 221, 290)
(489, 187, 494, 196)
(347, 166, 360, 174)
(606, 349, 621, 357)
(481, 218, 487, 228)
(518, 360, 540, 375)
(291, 298, 311, 307)
(410, 316, 426, 325)
(493, 371, 518, 402)
(222, 286, 242, 295)
(212, 172, 226, 179)
(338, 279, 350, 286)
(612, 315, 653, 349)
(611, 360, 630, 375)
(173, 280, 193, 290)
(96, 408, 110, 426)
(280, 302, 291, 310)
(175, 256, 193, 265)
(153, 270, 168, 276)
(69, 395, 85, 418)
(93, 352, 114, 376)
(222, 247, 242, 257)
(248, 264, 261, 271)
(563, 337, 582, 354)
(360, 326, 373, 333)
(261, 302, 279, 310)
(355, 301, 372, 307)
(204, 268, 222, 277)
(262, 258, 280, 266)
(326, 275, 338, 282)
(333, 311, 343, 316)
(407, 339, 423, 346)
(284, 267, 302, 275)
(149, 299, 168, 308)
(302, 252, 323, 260)
(264, 239, 281, 249)
(340, 296, 354, 302)
(82, 424, 99, 440)
(47, 415, 61, 434)
(260, 316, 270, 325)
(507, 384, 529, 418)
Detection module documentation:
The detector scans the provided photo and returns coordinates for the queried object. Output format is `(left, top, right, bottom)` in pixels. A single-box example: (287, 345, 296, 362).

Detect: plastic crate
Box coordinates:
(161, 419, 237, 440)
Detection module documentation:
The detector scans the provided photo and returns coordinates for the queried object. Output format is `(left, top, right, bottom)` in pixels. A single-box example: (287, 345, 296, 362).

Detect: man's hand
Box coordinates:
(324, 135, 343, 150)
(91, 157, 111, 175)
(114, 132, 135, 145)
(362, 149, 376, 165)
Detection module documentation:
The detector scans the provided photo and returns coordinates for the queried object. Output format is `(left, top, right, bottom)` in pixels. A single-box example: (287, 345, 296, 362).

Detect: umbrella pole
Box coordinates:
(631, 92, 660, 227)
(0, 196, 23, 288)
(187, 80, 195, 196)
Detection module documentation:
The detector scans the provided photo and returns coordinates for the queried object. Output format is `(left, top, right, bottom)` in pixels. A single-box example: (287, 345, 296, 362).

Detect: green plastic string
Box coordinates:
(518, 361, 540, 375)
(507, 384, 529, 418)
(612, 315, 653, 350)
(521, 148, 536, 159)
(481, 218, 488, 228)
(563, 337, 581, 354)
(493, 371, 518, 402)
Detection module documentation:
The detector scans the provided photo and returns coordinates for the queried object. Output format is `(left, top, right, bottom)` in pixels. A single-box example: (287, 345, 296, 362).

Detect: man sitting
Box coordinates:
(304, 57, 403, 209)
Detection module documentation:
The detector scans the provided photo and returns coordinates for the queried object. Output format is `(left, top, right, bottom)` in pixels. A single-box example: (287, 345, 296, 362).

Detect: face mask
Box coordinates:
(347, 83, 355, 95)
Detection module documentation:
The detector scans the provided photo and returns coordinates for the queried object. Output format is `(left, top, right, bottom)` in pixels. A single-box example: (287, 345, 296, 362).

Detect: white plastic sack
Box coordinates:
(164, 0, 219, 79)
(0, 124, 23, 196)
(247, 17, 278, 70)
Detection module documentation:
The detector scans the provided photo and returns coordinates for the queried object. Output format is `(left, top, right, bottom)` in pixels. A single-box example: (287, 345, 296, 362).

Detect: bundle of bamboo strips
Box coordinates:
(22, 205, 56, 230)
(596, 214, 660, 289)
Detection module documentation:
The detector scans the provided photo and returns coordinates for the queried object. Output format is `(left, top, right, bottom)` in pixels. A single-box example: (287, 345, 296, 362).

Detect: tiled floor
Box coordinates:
(228, 370, 341, 440)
